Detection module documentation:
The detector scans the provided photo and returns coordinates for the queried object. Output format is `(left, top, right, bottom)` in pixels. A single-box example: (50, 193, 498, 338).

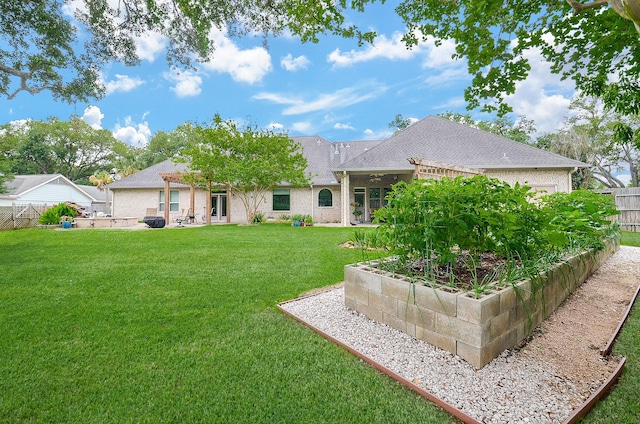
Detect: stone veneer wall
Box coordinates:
(344, 238, 619, 368)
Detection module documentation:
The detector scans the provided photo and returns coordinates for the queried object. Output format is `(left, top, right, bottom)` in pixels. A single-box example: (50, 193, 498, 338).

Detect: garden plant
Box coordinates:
(361, 176, 620, 298)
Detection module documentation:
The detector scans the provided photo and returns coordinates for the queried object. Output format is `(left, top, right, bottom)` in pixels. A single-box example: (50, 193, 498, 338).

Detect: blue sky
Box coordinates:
(1, 3, 578, 147)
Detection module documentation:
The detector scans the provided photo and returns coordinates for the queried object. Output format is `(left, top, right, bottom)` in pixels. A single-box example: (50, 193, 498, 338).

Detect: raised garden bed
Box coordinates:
(344, 237, 619, 368)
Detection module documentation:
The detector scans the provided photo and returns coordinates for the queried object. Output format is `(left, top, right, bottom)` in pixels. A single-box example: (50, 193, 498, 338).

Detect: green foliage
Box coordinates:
(392, 1, 640, 115)
(375, 175, 543, 267)
(373, 177, 619, 294)
(177, 115, 312, 225)
(38, 203, 77, 225)
(1, 117, 118, 181)
(251, 211, 265, 224)
(539, 190, 619, 251)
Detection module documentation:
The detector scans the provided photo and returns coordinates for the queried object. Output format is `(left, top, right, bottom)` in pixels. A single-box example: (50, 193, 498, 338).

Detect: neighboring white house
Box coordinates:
(108, 116, 588, 226)
(0, 174, 96, 208)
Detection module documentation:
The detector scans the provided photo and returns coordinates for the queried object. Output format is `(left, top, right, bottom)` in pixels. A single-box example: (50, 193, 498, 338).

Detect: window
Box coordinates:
(318, 188, 333, 207)
(273, 189, 290, 211)
(159, 190, 179, 212)
(369, 188, 381, 209)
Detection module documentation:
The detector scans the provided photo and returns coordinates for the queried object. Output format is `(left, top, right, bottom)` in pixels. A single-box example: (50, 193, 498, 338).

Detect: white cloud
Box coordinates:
(199, 28, 272, 84)
(134, 32, 168, 62)
(81, 106, 104, 129)
(363, 128, 393, 140)
(505, 44, 575, 135)
(105, 74, 145, 95)
(164, 68, 202, 97)
(253, 82, 387, 115)
(334, 122, 355, 130)
(112, 117, 152, 146)
(281, 54, 310, 71)
(268, 122, 285, 130)
(291, 121, 313, 133)
(328, 32, 423, 68)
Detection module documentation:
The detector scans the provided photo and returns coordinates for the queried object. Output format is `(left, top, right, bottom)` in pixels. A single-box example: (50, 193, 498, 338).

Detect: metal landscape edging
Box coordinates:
(277, 299, 482, 424)
(278, 272, 639, 424)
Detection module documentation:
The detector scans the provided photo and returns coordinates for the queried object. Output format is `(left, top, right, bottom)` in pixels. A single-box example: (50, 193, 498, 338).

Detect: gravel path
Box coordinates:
(280, 246, 640, 424)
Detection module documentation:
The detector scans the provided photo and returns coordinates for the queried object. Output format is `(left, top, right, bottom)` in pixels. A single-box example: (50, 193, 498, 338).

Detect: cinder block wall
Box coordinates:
(344, 238, 619, 368)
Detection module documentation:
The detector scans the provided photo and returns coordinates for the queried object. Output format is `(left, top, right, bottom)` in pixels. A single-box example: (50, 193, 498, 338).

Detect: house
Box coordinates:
(0, 174, 97, 210)
(108, 115, 587, 226)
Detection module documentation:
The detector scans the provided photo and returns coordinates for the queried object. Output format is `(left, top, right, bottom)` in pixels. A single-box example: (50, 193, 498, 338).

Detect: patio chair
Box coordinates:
(174, 209, 197, 227)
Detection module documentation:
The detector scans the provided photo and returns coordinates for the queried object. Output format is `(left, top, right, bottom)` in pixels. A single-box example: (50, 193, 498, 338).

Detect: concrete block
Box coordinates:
(369, 291, 397, 317)
(344, 265, 382, 292)
(416, 327, 456, 354)
(398, 302, 435, 330)
(344, 281, 369, 306)
(381, 275, 412, 301)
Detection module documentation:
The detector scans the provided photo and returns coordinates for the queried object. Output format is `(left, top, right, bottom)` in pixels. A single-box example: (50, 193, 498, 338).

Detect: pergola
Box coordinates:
(408, 158, 484, 180)
(159, 172, 201, 224)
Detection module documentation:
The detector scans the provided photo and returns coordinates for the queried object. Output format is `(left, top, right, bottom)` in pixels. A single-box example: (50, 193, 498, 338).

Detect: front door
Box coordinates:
(210, 193, 227, 222)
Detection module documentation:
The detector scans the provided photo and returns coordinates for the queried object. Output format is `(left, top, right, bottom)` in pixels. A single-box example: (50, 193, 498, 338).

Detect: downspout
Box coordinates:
(310, 184, 314, 223)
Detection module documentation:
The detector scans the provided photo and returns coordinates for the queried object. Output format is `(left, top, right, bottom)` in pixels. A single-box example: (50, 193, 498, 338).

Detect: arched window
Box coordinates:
(318, 188, 333, 207)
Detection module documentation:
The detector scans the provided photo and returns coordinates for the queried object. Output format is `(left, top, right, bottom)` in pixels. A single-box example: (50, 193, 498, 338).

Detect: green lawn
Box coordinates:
(0, 225, 454, 423)
(1, 226, 638, 423)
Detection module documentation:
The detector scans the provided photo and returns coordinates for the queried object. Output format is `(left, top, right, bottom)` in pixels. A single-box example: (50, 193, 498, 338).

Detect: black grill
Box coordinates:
(143, 216, 165, 228)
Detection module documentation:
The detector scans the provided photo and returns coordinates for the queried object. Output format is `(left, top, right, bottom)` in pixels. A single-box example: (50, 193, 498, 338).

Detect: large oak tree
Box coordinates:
(2, 0, 640, 116)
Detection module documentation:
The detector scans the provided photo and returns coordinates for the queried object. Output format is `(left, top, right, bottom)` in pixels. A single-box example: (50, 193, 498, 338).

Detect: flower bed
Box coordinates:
(344, 237, 619, 368)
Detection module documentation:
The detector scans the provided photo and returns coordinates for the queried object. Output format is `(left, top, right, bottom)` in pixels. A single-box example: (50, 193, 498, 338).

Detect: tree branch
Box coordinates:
(565, 0, 609, 14)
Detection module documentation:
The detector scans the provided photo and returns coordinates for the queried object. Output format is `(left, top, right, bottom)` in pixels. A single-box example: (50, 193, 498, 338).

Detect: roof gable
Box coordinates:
(4, 174, 95, 200)
(337, 115, 586, 172)
(108, 159, 190, 189)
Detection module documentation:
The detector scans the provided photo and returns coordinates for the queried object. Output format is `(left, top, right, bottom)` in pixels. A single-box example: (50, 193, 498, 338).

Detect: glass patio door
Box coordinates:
(210, 193, 227, 222)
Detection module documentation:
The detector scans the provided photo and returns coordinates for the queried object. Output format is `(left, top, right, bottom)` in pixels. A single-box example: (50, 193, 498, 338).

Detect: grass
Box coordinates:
(2, 226, 638, 423)
(0, 224, 455, 423)
(583, 232, 640, 423)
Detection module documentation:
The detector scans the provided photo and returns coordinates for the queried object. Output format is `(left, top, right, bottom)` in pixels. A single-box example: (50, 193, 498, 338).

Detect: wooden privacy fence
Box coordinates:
(0, 204, 45, 230)
(595, 187, 640, 232)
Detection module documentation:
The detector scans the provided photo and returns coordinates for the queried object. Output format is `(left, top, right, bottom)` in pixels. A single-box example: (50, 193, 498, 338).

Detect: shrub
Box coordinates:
(375, 175, 545, 267)
(539, 189, 619, 251)
(38, 203, 78, 225)
(369, 177, 619, 290)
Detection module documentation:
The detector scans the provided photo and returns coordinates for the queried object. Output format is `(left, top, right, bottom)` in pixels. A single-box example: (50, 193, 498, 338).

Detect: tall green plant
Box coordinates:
(540, 190, 619, 251)
(38, 203, 77, 225)
(375, 175, 545, 267)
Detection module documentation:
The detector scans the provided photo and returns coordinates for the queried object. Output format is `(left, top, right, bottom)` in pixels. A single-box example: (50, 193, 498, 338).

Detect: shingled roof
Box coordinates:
(292, 136, 383, 185)
(109, 115, 586, 190)
(108, 160, 190, 189)
(336, 115, 587, 172)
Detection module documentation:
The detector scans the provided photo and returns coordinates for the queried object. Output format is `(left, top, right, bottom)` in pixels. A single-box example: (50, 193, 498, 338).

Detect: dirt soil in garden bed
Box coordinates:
(515, 245, 639, 409)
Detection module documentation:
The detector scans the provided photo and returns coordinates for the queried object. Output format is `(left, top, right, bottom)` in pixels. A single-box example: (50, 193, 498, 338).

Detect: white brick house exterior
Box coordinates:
(108, 116, 586, 226)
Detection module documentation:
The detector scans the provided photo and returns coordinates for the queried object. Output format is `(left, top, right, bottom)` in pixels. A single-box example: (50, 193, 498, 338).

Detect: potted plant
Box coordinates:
(60, 215, 73, 229)
(303, 215, 313, 226)
(291, 214, 304, 227)
(351, 202, 363, 223)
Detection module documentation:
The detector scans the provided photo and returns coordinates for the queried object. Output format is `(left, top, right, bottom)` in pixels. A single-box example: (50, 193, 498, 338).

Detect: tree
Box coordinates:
(388, 114, 415, 132)
(542, 95, 640, 188)
(1, 117, 119, 182)
(393, 1, 640, 116)
(89, 169, 114, 214)
(177, 116, 312, 225)
(137, 130, 190, 169)
(1, 0, 369, 103)
(439, 112, 536, 144)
